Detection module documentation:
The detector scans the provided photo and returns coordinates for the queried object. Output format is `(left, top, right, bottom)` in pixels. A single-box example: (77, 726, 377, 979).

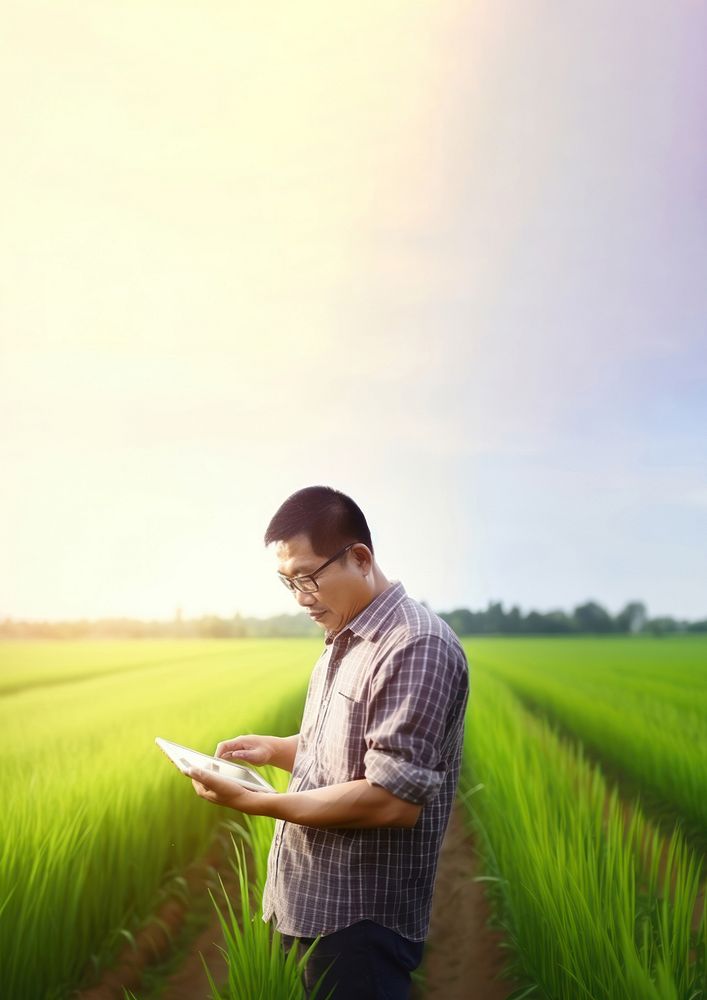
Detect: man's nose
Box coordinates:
(294, 588, 317, 607)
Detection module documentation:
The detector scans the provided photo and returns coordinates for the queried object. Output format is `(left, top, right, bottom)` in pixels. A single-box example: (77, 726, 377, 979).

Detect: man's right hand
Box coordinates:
(215, 733, 300, 773)
(215, 735, 275, 766)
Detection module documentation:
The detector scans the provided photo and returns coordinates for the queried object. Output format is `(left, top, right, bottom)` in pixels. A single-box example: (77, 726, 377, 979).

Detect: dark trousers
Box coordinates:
(280, 919, 424, 999)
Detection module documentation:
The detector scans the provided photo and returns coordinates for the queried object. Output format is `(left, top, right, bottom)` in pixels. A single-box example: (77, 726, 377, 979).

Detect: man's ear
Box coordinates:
(351, 543, 373, 574)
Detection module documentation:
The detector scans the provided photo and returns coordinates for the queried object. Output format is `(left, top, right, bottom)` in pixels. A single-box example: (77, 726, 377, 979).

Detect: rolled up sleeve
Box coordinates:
(363, 635, 461, 806)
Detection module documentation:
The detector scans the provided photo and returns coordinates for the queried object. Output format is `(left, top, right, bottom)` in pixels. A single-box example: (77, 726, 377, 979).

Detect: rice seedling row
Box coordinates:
(5, 637, 707, 1000)
(0, 639, 320, 1000)
(201, 806, 331, 1000)
(0, 639, 253, 695)
(463, 637, 707, 839)
(461, 667, 706, 999)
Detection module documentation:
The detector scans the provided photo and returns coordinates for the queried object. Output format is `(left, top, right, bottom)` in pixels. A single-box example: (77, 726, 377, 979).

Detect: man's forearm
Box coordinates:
(268, 734, 299, 772)
(257, 778, 421, 829)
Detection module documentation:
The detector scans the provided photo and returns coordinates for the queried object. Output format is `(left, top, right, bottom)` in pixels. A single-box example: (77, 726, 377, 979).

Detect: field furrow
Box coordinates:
(464, 637, 707, 840)
(461, 667, 706, 1000)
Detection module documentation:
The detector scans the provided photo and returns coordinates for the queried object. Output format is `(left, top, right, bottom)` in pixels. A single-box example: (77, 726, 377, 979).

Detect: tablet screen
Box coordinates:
(156, 737, 276, 793)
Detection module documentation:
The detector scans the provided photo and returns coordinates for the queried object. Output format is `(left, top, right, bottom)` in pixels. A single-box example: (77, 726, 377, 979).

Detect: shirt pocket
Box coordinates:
(319, 690, 368, 781)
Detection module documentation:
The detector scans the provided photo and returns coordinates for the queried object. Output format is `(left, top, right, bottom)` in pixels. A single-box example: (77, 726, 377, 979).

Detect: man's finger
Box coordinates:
(189, 768, 213, 791)
(191, 774, 219, 799)
(189, 767, 239, 798)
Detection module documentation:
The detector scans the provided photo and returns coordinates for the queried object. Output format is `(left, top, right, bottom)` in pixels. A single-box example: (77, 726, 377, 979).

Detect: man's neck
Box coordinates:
(327, 575, 394, 642)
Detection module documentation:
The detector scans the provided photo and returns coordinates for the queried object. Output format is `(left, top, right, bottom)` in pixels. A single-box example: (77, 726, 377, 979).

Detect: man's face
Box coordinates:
(274, 533, 369, 634)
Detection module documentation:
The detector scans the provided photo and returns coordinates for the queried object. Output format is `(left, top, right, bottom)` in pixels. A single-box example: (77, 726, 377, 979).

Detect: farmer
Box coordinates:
(189, 485, 470, 999)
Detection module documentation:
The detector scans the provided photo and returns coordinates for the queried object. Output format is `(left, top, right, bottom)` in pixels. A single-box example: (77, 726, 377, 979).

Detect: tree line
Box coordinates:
(0, 612, 319, 640)
(1, 599, 705, 639)
(438, 600, 707, 637)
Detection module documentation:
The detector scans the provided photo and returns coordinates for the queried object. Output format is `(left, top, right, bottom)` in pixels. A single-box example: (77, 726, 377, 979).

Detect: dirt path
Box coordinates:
(160, 802, 520, 1000)
(159, 909, 228, 1000)
(77, 804, 518, 1000)
(414, 802, 517, 1000)
(74, 735, 706, 1000)
(75, 839, 237, 1000)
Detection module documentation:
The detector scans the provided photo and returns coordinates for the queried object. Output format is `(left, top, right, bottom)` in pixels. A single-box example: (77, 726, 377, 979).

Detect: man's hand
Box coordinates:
(215, 734, 274, 766)
(215, 733, 299, 772)
(189, 767, 262, 812)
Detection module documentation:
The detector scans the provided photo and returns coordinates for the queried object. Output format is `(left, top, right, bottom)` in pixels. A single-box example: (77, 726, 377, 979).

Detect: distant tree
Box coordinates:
(3, 598, 704, 640)
(521, 611, 540, 634)
(645, 616, 683, 637)
(615, 601, 648, 634)
(687, 618, 707, 633)
(543, 610, 575, 634)
(573, 601, 614, 634)
(485, 601, 506, 634)
(505, 605, 523, 634)
(198, 615, 231, 638)
(444, 609, 477, 635)
(230, 613, 248, 638)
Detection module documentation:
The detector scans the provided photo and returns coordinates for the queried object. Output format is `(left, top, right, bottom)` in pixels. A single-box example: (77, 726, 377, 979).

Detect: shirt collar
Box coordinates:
(324, 580, 406, 645)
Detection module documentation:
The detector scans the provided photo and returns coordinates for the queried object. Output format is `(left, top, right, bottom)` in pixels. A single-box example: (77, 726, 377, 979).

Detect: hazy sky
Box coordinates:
(2, 2, 705, 621)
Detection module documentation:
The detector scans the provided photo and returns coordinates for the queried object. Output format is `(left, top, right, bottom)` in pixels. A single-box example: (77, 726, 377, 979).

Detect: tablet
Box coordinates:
(155, 737, 277, 793)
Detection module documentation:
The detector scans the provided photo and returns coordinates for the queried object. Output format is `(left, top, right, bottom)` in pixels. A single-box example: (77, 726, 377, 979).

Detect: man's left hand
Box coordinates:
(189, 767, 261, 813)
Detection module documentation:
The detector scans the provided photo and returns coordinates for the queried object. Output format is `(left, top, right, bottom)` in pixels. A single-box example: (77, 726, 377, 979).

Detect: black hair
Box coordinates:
(264, 485, 374, 558)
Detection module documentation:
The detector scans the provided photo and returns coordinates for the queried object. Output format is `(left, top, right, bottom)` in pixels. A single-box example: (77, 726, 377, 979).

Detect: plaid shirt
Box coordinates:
(262, 581, 470, 942)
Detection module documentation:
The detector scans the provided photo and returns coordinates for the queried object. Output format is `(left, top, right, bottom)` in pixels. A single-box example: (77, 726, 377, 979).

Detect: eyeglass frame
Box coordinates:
(277, 542, 356, 594)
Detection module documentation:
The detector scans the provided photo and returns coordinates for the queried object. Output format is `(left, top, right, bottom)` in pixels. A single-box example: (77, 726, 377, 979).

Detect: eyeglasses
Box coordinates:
(277, 543, 355, 594)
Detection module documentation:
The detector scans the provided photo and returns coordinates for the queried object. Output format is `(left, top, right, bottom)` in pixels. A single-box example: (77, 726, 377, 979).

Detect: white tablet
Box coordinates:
(155, 737, 277, 793)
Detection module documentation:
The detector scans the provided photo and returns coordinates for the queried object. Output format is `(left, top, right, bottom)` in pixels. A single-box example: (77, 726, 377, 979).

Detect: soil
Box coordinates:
(74, 791, 705, 1000)
(412, 802, 517, 1000)
(73, 838, 237, 1000)
(157, 909, 229, 999)
(75, 802, 516, 1000)
(156, 800, 518, 1000)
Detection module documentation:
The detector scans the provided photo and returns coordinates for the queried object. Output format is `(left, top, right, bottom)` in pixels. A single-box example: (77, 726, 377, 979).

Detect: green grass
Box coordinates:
(0, 639, 320, 1000)
(4, 635, 707, 1000)
(462, 636, 707, 838)
(461, 666, 706, 999)
(203, 807, 333, 1000)
(0, 638, 307, 694)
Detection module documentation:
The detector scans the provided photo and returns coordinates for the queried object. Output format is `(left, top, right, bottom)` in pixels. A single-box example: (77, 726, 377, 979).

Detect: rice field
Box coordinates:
(0, 639, 320, 999)
(460, 665, 706, 999)
(464, 637, 707, 839)
(1, 636, 706, 999)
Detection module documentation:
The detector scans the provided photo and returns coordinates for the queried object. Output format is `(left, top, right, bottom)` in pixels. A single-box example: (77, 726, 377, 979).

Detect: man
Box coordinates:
(189, 485, 470, 999)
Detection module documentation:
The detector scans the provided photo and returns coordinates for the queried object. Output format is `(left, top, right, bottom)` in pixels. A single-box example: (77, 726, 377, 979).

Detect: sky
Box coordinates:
(1, 1, 706, 622)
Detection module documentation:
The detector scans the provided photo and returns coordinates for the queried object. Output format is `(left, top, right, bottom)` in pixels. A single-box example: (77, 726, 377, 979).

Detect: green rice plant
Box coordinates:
(204, 812, 333, 1000)
(0, 639, 320, 1000)
(462, 669, 705, 1000)
(0, 638, 241, 694)
(463, 637, 707, 838)
(199, 763, 331, 999)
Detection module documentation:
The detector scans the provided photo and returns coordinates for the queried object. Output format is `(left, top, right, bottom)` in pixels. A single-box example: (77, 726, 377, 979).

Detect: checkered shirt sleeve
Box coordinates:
(364, 635, 459, 805)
